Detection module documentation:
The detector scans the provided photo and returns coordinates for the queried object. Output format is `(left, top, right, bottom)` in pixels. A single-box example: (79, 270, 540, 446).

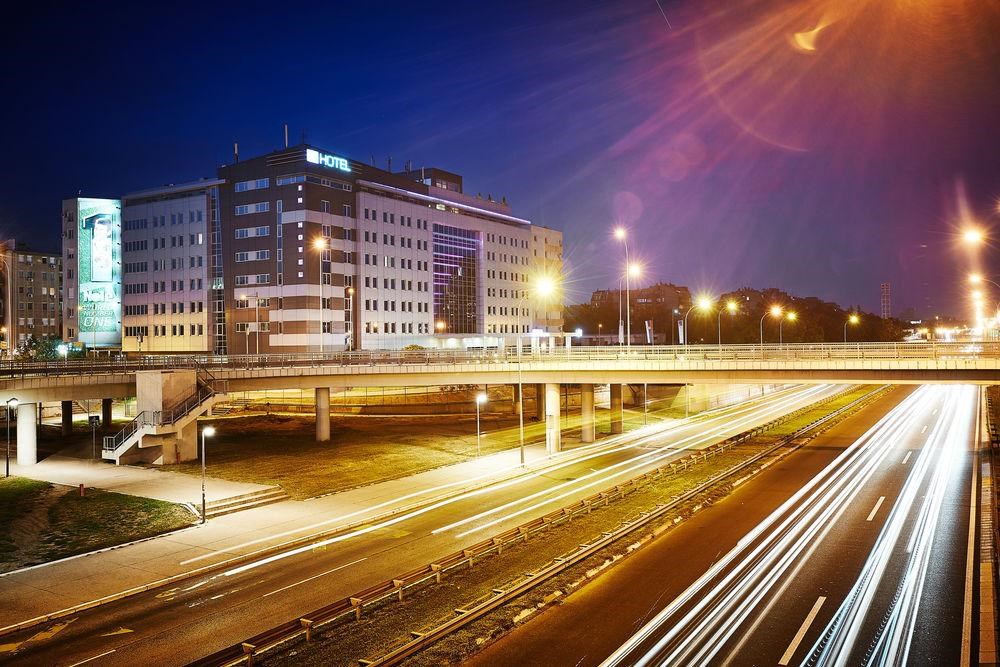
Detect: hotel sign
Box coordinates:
(306, 149, 351, 173)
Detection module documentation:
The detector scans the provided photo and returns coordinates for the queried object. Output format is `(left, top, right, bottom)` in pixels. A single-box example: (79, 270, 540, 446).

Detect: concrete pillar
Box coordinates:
(544, 383, 561, 454)
(535, 384, 545, 420)
(512, 384, 522, 416)
(16, 402, 37, 466)
(101, 398, 113, 429)
(61, 401, 73, 437)
(316, 387, 331, 442)
(610, 384, 624, 434)
(580, 384, 596, 443)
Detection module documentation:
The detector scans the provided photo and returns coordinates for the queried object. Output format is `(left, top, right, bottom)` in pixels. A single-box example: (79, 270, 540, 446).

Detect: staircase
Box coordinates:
(201, 487, 289, 519)
(103, 367, 228, 464)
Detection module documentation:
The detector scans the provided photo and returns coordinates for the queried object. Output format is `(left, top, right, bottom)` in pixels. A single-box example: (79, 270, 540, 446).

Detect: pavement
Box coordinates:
(8, 456, 272, 505)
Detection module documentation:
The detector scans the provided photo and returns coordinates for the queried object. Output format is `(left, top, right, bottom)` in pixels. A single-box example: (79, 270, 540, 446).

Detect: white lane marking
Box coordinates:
(921, 425, 927, 434)
(866, 496, 886, 522)
(933, 409, 938, 415)
(902, 451, 912, 465)
(960, 388, 981, 667)
(67, 650, 116, 667)
(779, 596, 826, 666)
(262, 557, 367, 598)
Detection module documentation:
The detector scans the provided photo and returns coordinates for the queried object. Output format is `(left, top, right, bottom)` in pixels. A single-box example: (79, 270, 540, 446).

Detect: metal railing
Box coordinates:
(102, 411, 152, 453)
(2, 342, 999, 381)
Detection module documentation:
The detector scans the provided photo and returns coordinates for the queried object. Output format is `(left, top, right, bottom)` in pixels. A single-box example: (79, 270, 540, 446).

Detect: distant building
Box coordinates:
(591, 282, 690, 311)
(881, 282, 891, 319)
(0, 240, 62, 351)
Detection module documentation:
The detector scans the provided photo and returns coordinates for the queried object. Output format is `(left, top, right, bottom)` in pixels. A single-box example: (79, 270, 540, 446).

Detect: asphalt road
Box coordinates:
(469, 384, 977, 667)
(0, 384, 845, 667)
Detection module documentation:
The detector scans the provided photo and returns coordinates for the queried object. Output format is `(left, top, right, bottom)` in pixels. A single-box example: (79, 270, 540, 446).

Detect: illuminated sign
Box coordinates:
(306, 148, 351, 173)
(76, 198, 122, 347)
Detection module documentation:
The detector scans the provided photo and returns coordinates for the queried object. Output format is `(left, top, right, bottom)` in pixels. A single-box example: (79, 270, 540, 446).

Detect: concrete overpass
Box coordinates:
(2, 342, 997, 465)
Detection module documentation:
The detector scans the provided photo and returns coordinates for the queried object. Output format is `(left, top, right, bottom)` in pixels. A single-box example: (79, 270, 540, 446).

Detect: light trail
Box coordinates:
(601, 385, 964, 667)
(179, 385, 812, 565)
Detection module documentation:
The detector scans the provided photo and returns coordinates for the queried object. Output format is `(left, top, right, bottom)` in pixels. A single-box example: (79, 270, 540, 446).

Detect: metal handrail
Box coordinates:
(102, 410, 151, 452)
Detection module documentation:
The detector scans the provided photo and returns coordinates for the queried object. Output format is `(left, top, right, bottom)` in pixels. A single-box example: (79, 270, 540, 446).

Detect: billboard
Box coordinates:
(76, 198, 121, 347)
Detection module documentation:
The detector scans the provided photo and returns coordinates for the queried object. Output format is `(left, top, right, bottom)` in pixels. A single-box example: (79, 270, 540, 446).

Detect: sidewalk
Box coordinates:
(0, 441, 557, 629)
(9, 456, 273, 504)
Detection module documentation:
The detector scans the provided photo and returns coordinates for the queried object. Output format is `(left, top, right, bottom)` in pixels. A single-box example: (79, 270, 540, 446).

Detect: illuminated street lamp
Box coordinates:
(57, 343, 68, 363)
(200, 426, 216, 524)
(618, 263, 642, 348)
(435, 320, 446, 333)
(239, 292, 261, 355)
(313, 238, 329, 355)
(614, 227, 633, 348)
(844, 313, 860, 342)
(963, 228, 985, 246)
(779, 311, 798, 344)
(718, 300, 739, 349)
(683, 296, 714, 347)
(475, 392, 488, 457)
(760, 305, 783, 345)
(5, 397, 16, 477)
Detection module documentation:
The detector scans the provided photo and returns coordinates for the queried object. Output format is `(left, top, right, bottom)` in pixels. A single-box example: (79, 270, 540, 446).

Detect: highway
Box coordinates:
(0, 384, 845, 666)
(470, 385, 976, 667)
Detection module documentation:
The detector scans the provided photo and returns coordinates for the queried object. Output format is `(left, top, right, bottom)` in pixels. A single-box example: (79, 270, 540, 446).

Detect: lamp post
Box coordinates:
(718, 300, 738, 352)
(475, 393, 487, 457)
(844, 313, 860, 342)
(313, 238, 329, 355)
(780, 311, 797, 344)
(5, 397, 16, 477)
(614, 228, 632, 348)
(200, 426, 215, 524)
(683, 297, 713, 347)
(760, 305, 783, 345)
(346, 286, 355, 351)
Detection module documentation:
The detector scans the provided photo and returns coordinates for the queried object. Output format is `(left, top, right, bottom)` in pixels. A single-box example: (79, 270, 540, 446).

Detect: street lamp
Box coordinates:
(57, 344, 68, 362)
(346, 286, 355, 351)
(475, 392, 487, 457)
(200, 426, 215, 524)
(435, 320, 446, 333)
(844, 313, 860, 342)
(515, 275, 558, 466)
(760, 305, 783, 345)
(963, 228, 985, 246)
(683, 296, 713, 346)
(5, 397, 16, 477)
(780, 311, 797, 344)
(718, 300, 738, 350)
(615, 227, 633, 348)
(313, 238, 329, 355)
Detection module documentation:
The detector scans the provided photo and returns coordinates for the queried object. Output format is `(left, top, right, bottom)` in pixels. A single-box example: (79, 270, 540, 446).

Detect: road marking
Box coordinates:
(921, 425, 928, 434)
(779, 596, 826, 665)
(99, 627, 132, 637)
(262, 557, 368, 599)
(960, 390, 980, 667)
(902, 451, 912, 465)
(933, 409, 938, 415)
(866, 496, 886, 522)
(67, 649, 116, 667)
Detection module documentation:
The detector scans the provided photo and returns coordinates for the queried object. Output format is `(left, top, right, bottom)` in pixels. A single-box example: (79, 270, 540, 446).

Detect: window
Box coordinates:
(234, 178, 270, 192)
(235, 226, 270, 239)
(276, 174, 306, 186)
(234, 202, 270, 216)
(235, 250, 271, 262)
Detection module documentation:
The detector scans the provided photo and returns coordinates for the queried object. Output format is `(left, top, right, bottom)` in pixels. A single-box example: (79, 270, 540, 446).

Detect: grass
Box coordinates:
(0, 477, 52, 557)
(0, 476, 192, 572)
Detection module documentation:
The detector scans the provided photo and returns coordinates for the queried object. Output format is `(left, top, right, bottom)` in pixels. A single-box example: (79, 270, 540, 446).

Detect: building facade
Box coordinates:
(0, 241, 62, 352)
(62, 144, 564, 353)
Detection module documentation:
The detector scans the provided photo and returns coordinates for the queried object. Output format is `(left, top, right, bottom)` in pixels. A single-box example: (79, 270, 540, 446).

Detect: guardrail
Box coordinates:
(189, 384, 890, 667)
(0, 342, 997, 381)
(102, 411, 152, 452)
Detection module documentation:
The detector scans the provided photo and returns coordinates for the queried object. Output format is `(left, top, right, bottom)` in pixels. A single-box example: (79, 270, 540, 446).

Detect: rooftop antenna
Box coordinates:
(234, 142, 239, 163)
(371, 154, 376, 166)
(387, 156, 392, 172)
(283, 124, 289, 148)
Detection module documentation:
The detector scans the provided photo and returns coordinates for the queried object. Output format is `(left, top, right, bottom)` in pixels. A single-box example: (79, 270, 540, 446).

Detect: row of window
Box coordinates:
(235, 202, 271, 216)
(123, 211, 204, 231)
(363, 300, 429, 313)
(235, 250, 271, 262)
(150, 234, 204, 249)
(485, 232, 528, 249)
(126, 324, 206, 338)
(235, 178, 269, 192)
(235, 226, 269, 239)
(362, 276, 430, 292)
(362, 209, 430, 230)
(363, 322, 428, 334)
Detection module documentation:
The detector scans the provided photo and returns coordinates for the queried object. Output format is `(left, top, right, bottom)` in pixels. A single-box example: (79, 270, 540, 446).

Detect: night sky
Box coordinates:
(3, 0, 999, 317)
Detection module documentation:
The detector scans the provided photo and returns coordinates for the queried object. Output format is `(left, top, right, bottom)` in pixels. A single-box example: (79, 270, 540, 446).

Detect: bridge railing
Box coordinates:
(1, 341, 996, 379)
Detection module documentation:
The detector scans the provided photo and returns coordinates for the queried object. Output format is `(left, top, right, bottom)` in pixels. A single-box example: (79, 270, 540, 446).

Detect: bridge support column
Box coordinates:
(16, 402, 37, 466)
(61, 400, 73, 437)
(512, 384, 522, 416)
(580, 384, 595, 443)
(534, 384, 545, 421)
(316, 387, 331, 442)
(544, 383, 561, 454)
(102, 398, 113, 430)
(610, 384, 623, 434)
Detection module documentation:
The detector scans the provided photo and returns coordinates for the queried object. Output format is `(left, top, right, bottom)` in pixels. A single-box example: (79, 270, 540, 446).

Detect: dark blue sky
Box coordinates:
(3, 0, 999, 315)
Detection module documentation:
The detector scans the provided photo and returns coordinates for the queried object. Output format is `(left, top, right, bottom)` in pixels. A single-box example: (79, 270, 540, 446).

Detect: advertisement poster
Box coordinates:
(77, 198, 121, 347)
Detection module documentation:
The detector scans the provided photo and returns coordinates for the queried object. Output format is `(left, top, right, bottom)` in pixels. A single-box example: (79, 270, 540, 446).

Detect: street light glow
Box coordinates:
(963, 228, 985, 246)
(726, 300, 739, 314)
(787, 311, 798, 321)
(849, 314, 860, 324)
(313, 238, 328, 250)
(769, 305, 783, 317)
(614, 227, 626, 240)
(475, 392, 488, 405)
(627, 263, 642, 278)
(696, 296, 713, 311)
(203, 426, 216, 437)
(970, 273, 984, 284)
(535, 275, 557, 298)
